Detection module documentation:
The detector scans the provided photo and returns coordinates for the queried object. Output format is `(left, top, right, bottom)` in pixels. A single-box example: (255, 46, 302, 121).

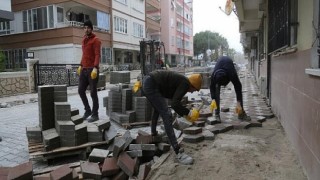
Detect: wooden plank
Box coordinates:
(30, 141, 109, 156)
(33, 162, 80, 175)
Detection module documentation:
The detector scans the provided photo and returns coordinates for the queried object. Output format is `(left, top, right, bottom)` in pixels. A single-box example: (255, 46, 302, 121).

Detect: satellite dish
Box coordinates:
(225, 0, 234, 15)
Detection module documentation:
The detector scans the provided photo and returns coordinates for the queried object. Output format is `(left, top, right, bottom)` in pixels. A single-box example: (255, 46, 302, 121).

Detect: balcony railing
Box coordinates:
(56, 20, 110, 33)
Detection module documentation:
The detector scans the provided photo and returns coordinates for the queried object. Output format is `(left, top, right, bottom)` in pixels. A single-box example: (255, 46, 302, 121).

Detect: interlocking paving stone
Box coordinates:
(89, 148, 110, 163)
(80, 161, 102, 180)
(129, 144, 156, 151)
(7, 161, 33, 180)
(183, 127, 203, 135)
(206, 116, 222, 125)
(138, 163, 151, 180)
(194, 120, 206, 127)
(183, 134, 205, 143)
(50, 165, 72, 180)
(117, 152, 138, 177)
(102, 157, 120, 177)
(202, 130, 215, 140)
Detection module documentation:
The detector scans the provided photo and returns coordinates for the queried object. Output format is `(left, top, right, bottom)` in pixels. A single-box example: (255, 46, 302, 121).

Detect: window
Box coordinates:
(101, 47, 112, 64)
(306, 0, 320, 75)
(48, 6, 54, 28)
(176, 38, 182, 48)
(0, 21, 11, 35)
(185, 41, 190, 50)
(132, 0, 144, 13)
(1, 49, 27, 70)
(171, 36, 175, 46)
(268, 0, 298, 53)
(57, 7, 64, 23)
(114, 16, 128, 34)
(115, 0, 127, 5)
(133, 22, 143, 38)
(97, 11, 110, 31)
(23, 6, 60, 32)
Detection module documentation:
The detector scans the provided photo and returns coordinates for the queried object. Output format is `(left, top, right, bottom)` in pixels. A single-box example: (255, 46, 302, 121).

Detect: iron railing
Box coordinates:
(34, 64, 79, 90)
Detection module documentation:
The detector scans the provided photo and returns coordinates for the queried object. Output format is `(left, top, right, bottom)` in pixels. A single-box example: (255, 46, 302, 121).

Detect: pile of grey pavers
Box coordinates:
(104, 83, 153, 126)
(110, 71, 130, 84)
(26, 85, 115, 152)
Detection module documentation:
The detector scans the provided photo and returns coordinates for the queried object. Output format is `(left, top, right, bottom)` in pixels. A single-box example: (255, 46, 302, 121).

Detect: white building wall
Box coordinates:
(112, 0, 145, 50)
(30, 44, 82, 64)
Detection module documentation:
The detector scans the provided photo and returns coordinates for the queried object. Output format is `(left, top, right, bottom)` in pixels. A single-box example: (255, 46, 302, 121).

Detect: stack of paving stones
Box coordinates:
(97, 73, 106, 89)
(110, 71, 130, 84)
(104, 84, 153, 126)
(61, 130, 170, 179)
(26, 84, 116, 153)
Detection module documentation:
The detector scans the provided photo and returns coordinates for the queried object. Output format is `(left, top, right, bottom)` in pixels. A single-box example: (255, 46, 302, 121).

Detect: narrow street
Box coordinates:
(0, 69, 307, 179)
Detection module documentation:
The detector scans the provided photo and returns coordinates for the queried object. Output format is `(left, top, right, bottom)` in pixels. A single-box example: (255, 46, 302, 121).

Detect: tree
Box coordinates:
(193, 31, 229, 62)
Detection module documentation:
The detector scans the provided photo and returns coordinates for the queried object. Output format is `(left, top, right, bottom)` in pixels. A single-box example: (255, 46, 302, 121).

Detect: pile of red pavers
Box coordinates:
(1, 130, 171, 180)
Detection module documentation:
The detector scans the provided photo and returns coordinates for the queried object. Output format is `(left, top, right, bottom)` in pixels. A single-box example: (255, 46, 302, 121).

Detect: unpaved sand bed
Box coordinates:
(148, 118, 307, 180)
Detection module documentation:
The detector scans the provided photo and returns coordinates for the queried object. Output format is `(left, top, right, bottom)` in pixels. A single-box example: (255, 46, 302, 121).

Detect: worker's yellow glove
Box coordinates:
(235, 102, 243, 115)
(77, 66, 82, 75)
(132, 80, 142, 93)
(186, 108, 200, 122)
(210, 100, 217, 113)
(91, 67, 98, 79)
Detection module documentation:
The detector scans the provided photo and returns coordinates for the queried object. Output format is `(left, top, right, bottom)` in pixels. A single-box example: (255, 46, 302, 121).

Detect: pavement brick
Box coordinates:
(89, 148, 109, 163)
(7, 161, 33, 180)
(102, 157, 120, 177)
(80, 161, 102, 180)
(50, 165, 72, 180)
(117, 152, 138, 177)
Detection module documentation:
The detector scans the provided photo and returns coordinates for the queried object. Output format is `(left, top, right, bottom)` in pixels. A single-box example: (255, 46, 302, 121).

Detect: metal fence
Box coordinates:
(34, 64, 79, 89)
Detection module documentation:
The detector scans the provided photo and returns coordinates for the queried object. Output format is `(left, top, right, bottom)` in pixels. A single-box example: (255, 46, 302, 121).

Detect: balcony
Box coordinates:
(0, 25, 111, 49)
(146, 0, 160, 12)
(146, 16, 160, 33)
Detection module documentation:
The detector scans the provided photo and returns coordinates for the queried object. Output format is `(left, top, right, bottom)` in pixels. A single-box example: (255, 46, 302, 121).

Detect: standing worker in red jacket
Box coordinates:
(77, 20, 101, 122)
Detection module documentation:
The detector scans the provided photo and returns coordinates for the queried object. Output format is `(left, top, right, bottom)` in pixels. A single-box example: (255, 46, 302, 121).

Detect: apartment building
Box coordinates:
(146, 0, 161, 41)
(0, 0, 112, 71)
(111, 0, 145, 66)
(235, 0, 320, 179)
(160, 0, 193, 66)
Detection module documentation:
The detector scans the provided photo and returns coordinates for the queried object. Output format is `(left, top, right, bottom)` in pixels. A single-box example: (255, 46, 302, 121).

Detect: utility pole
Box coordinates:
(183, 0, 185, 66)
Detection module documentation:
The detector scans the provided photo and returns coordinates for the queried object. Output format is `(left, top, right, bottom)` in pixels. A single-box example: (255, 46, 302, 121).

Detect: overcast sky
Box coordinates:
(193, 0, 243, 53)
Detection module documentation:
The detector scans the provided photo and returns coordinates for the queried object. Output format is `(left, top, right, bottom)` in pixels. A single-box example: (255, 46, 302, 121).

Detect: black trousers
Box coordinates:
(78, 68, 99, 116)
(142, 76, 180, 154)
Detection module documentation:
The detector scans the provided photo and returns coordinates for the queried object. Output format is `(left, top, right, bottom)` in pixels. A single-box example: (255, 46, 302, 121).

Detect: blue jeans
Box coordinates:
(142, 76, 179, 153)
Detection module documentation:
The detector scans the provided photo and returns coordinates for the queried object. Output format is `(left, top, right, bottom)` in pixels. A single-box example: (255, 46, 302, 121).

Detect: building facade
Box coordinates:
(146, 0, 161, 41)
(160, 0, 193, 67)
(235, 0, 320, 179)
(111, 0, 145, 67)
(0, 0, 112, 71)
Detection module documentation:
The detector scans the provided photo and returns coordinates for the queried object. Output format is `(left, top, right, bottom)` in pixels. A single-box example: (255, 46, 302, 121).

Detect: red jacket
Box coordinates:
(81, 33, 101, 68)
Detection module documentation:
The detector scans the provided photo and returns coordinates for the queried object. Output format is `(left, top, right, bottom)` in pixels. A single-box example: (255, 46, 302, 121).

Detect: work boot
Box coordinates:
(87, 114, 99, 122)
(82, 111, 92, 120)
(214, 114, 221, 123)
(175, 148, 194, 165)
(238, 112, 251, 121)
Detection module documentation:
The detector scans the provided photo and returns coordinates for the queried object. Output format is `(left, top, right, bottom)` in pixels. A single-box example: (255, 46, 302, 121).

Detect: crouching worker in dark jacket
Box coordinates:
(210, 56, 251, 122)
(142, 70, 202, 165)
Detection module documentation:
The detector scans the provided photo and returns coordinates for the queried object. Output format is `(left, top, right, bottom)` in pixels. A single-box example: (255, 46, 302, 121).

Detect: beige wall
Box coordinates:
(0, 72, 29, 97)
(271, 49, 320, 180)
